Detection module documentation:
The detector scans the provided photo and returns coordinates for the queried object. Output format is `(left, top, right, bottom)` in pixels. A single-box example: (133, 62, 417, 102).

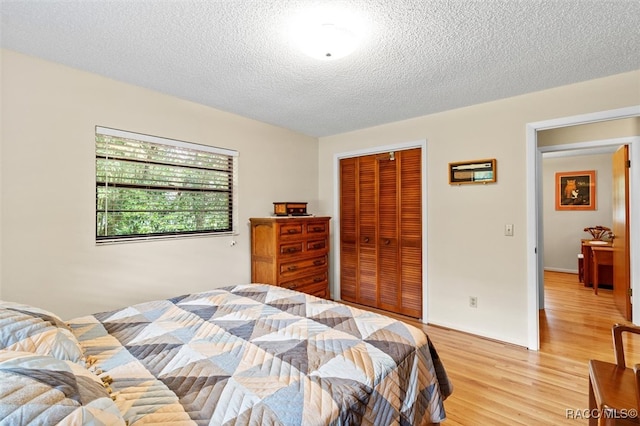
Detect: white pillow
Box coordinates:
(0, 350, 125, 425)
(0, 300, 85, 364)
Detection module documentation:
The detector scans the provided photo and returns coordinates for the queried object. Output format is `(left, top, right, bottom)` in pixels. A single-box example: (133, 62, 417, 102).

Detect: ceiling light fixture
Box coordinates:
(288, 6, 364, 61)
(298, 23, 359, 60)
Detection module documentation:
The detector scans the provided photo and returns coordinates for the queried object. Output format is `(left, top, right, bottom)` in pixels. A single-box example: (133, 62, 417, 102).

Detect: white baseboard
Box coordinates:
(544, 267, 578, 274)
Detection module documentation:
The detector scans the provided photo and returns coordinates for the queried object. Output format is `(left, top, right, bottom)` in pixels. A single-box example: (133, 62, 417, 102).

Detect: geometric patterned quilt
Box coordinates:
(69, 284, 452, 425)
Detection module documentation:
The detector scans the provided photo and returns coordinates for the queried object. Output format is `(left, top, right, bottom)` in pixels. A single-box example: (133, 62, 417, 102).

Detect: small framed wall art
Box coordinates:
(448, 158, 497, 185)
(555, 170, 596, 211)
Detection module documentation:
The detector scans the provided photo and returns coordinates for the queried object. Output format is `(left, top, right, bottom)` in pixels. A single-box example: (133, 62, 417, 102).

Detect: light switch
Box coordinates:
(505, 224, 514, 236)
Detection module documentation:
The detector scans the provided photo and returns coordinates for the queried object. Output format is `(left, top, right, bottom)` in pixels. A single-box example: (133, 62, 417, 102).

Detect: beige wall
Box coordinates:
(0, 49, 319, 318)
(538, 117, 640, 146)
(2, 47, 639, 345)
(318, 70, 640, 346)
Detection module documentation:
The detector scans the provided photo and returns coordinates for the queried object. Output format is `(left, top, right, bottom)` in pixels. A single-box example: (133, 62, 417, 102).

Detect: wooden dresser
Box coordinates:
(250, 216, 330, 298)
(581, 239, 613, 289)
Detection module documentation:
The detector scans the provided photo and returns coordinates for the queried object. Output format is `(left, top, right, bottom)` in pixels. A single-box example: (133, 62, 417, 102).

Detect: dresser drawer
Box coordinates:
(306, 221, 328, 235)
(280, 255, 327, 276)
(279, 241, 304, 256)
(279, 223, 303, 237)
(283, 280, 328, 299)
(280, 272, 327, 292)
(302, 281, 329, 298)
(306, 238, 327, 253)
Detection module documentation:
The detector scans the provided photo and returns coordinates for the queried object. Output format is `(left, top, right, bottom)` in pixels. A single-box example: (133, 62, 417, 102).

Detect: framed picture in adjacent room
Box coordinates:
(555, 170, 596, 211)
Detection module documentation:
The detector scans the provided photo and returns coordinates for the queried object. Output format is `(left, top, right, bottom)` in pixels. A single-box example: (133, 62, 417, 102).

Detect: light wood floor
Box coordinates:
(381, 271, 639, 425)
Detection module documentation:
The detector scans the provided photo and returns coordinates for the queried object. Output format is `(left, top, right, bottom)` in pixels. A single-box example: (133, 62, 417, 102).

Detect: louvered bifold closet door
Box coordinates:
(340, 158, 358, 303)
(339, 148, 422, 318)
(398, 148, 422, 318)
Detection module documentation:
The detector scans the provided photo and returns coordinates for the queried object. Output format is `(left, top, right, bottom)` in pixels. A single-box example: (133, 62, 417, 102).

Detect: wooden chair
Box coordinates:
(589, 324, 640, 425)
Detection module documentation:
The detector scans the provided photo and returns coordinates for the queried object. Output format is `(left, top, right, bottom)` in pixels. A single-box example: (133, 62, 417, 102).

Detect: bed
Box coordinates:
(0, 284, 452, 425)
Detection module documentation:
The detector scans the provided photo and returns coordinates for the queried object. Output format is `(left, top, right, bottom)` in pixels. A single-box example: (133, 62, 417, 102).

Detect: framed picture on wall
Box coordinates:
(555, 170, 596, 211)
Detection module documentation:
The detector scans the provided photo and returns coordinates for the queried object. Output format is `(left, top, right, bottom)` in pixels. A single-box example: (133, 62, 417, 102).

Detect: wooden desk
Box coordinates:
(591, 246, 613, 295)
(581, 239, 613, 290)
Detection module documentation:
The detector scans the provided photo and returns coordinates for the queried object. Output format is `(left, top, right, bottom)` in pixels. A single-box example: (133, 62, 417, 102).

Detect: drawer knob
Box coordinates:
(313, 259, 324, 266)
(312, 243, 323, 249)
(312, 227, 323, 232)
(285, 247, 299, 253)
(313, 277, 323, 282)
(287, 229, 298, 234)
(287, 266, 298, 271)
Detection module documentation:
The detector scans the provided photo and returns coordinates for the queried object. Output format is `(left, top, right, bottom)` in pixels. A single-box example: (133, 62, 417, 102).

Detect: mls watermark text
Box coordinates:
(566, 408, 638, 420)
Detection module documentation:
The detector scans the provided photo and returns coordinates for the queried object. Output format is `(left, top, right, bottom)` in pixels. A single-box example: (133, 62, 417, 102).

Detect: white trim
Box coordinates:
(332, 140, 429, 321)
(526, 105, 640, 350)
(526, 124, 540, 350)
(544, 267, 579, 274)
(539, 137, 639, 154)
(541, 141, 623, 158)
(528, 106, 640, 131)
(96, 126, 239, 157)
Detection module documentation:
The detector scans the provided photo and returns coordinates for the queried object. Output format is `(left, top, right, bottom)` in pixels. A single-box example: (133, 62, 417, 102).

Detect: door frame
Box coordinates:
(332, 139, 428, 319)
(526, 106, 640, 350)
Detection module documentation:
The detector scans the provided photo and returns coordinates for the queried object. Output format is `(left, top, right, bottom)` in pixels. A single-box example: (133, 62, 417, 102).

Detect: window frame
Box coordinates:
(95, 126, 239, 244)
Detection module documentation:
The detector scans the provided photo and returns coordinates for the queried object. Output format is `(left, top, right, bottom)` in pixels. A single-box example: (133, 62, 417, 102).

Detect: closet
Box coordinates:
(340, 147, 422, 318)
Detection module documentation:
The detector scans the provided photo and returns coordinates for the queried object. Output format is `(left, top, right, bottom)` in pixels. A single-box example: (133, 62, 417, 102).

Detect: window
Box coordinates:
(95, 126, 238, 243)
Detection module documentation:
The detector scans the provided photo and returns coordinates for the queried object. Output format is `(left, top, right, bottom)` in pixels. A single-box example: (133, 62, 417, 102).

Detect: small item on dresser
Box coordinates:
(273, 202, 308, 216)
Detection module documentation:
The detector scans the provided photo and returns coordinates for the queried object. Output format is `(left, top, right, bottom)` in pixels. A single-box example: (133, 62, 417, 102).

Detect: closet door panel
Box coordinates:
(399, 148, 422, 317)
(401, 244, 422, 316)
(379, 238, 399, 309)
(358, 155, 377, 306)
(377, 155, 400, 309)
(399, 149, 422, 237)
(340, 158, 357, 302)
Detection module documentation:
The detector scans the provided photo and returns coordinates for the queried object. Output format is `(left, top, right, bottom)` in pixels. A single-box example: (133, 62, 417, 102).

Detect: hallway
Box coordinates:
(540, 270, 637, 363)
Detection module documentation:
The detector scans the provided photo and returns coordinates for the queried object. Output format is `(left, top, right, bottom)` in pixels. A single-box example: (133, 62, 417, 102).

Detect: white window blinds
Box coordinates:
(95, 126, 238, 242)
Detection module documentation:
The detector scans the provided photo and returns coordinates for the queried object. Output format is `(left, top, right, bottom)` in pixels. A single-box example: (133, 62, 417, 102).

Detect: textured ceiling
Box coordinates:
(1, 0, 639, 137)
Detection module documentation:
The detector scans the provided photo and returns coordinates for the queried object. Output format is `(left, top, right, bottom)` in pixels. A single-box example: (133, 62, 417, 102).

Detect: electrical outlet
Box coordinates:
(469, 296, 478, 308)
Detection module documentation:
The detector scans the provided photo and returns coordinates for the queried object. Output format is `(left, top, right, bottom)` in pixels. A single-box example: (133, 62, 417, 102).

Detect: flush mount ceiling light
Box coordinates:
(298, 23, 359, 60)
(289, 7, 364, 61)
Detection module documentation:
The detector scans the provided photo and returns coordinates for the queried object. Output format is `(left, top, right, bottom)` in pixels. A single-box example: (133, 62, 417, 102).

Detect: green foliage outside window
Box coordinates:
(96, 129, 236, 241)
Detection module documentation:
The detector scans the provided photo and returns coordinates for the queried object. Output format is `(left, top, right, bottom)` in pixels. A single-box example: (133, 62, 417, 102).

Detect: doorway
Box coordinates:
(526, 106, 640, 350)
(540, 144, 629, 354)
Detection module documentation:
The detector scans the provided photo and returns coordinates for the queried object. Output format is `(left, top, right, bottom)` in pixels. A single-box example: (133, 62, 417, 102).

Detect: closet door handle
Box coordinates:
(363, 237, 369, 243)
(384, 239, 390, 245)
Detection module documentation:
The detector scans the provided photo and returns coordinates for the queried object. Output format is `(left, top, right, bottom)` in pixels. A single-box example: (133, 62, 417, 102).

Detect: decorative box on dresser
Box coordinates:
(250, 216, 331, 298)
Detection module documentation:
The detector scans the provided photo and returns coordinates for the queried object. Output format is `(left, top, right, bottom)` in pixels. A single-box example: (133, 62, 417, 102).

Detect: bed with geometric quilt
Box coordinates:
(1, 284, 452, 425)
